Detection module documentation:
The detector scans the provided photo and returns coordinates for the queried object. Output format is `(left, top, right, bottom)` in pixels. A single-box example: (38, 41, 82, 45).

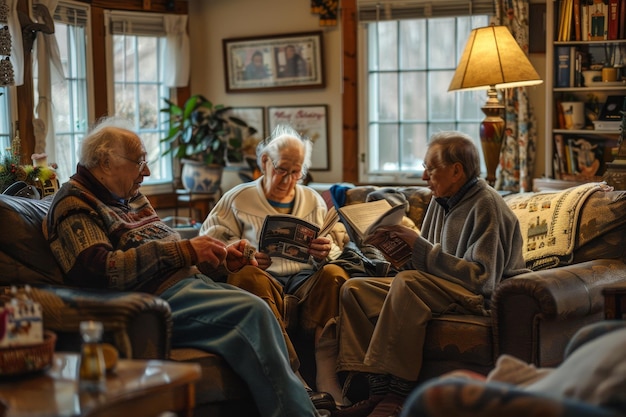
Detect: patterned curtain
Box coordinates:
(495, 0, 539, 192)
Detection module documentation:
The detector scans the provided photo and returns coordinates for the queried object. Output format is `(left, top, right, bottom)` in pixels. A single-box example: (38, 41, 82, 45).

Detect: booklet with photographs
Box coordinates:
(338, 199, 413, 269)
(259, 207, 339, 263)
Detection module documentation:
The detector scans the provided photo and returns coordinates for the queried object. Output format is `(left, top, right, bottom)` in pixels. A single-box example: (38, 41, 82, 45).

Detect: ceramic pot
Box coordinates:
(180, 159, 223, 193)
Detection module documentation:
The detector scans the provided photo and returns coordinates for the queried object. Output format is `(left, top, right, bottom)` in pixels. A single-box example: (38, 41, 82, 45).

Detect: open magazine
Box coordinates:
(259, 207, 339, 263)
(338, 199, 413, 269)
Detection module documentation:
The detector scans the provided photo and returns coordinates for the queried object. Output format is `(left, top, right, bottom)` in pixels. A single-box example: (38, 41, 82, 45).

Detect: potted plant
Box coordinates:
(160, 94, 257, 193)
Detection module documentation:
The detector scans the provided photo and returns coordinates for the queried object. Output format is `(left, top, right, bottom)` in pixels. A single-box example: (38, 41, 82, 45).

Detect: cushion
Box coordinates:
(0, 194, 63, 286)
(524, 326, 626, 408)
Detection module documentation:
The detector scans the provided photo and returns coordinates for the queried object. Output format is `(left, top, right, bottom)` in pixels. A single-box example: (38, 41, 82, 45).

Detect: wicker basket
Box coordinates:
(0, 331, 56, 376)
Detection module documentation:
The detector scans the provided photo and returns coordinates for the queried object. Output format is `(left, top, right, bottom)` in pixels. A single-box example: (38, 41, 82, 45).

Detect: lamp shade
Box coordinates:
(448, 25, 543, 91)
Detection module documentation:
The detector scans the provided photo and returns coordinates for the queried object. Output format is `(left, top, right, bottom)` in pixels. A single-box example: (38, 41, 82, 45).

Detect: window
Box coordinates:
(0, 86, 12, 151)
(49, 1, 91, 184)
(358, 1, 493, 184)
(107, 11, 173, 191)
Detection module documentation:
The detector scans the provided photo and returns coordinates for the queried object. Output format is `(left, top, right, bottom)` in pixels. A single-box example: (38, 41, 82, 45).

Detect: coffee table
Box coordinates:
(0, 352, 201, 417)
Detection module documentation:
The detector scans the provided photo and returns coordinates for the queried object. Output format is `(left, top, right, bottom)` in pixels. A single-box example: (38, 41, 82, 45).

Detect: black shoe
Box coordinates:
(307, 389, 337, 411)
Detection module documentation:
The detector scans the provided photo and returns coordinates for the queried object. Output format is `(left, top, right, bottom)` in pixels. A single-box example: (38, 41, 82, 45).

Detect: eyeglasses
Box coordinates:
(270, 158, 305, 181)
(422, 162, 444, 176)
(115, 154, 148, 172)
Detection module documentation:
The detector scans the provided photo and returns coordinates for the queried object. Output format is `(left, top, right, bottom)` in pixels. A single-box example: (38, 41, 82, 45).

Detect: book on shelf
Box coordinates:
(338, 199, 413, 269)
(599, 95, 626, 120)
(609, 0, 619, 39)
(554, 134, 567, 176)
(556, 46, 571, 87)
(559, 0, 574, 40)
(574, 0, 583, 40)
(617, 0, 626, 39)
(258, 207, 339, 263)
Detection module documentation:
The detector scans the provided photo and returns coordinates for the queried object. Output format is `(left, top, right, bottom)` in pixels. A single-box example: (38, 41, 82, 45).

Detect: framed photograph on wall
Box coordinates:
(229, 107, 266, 139)
(267, 105, 329, 171)
(223, 31, 325, 93)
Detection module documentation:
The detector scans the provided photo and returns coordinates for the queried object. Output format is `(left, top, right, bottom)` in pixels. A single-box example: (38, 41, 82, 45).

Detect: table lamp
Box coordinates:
(448, 24, 543, 186)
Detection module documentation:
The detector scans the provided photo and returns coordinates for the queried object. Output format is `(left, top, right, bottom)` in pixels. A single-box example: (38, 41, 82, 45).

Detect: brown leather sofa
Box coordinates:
(0, 194, 257, 417)
(2, 182, 626, 414)
(334, 184, 626, 382)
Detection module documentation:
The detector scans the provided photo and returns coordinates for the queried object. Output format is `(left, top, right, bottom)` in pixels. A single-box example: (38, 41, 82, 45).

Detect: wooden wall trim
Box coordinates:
(341, 0, 358, 184)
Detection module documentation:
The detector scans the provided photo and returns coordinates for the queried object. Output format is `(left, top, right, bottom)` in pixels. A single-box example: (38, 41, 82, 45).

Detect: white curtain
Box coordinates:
(7, 0, 23, 86)
(162, 14, 189, 87)
(33, 0, 63, 155)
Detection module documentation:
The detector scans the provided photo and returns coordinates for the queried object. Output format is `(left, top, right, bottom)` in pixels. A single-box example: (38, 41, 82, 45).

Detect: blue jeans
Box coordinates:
(160, 275, 317, 417)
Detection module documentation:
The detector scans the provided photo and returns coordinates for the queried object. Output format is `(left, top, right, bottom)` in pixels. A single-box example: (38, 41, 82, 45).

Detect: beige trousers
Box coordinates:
(336, 270, 488, 381)
(228, 264, 350, 371)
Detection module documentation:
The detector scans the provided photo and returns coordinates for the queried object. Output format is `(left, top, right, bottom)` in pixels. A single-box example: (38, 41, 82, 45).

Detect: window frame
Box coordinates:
(104, 10, 174, 195)
(356, 2, 494, 185)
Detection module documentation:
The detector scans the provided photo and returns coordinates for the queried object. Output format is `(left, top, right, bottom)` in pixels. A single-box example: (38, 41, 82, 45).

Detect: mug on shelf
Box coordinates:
(602, 67, 618, 82)
(561, 102, 585, 130)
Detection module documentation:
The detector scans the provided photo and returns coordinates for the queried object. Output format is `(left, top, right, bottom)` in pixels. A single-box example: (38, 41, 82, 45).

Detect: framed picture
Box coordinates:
(223, 31, 325, 93)
(267, 105, 329, 171)
(229, 107, 266, 139)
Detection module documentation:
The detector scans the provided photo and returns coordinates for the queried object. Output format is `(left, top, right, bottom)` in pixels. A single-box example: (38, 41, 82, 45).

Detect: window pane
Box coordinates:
(400, 124, 427, 170)
(377, 21, 398, 71)
(369, 123, 398, 171)
(377, 73, 398, 121)
(428, 18, 456, 69)
(0, 87, 11, 151)
(399, 20, 426, 70)
(137, 37, 158, 82)
(428, 70, 456, 121)
(400, 72, 426, 121)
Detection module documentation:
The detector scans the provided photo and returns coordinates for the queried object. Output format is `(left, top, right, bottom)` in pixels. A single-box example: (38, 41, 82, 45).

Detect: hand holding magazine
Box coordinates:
(259, 207, 339, 263)
(338, 199, 415, 268)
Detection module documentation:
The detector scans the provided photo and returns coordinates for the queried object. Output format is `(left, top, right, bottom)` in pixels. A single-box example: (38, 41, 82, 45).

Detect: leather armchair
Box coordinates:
(0, 194, 258, 417)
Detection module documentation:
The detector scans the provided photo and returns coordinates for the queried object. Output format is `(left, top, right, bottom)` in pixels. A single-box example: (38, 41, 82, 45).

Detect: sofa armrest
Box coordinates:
(492, 259, 626, 365)
(27, 285, 172, 360)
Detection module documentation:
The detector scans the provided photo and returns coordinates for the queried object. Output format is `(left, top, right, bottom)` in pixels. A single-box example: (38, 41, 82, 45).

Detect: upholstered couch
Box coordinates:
(0, 194, 257, 417)
(331, 182, 626, 383)
(2, 181, 626, 415)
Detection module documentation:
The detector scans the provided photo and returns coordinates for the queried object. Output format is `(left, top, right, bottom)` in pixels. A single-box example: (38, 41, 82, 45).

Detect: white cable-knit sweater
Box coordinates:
(199, 178, 341, 277)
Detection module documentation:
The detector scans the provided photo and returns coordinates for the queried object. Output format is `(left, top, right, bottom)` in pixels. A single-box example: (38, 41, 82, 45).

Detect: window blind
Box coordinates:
(54, 2, 89, 26)
(108, 10, 167, 36)
(357, 0, 495, 22)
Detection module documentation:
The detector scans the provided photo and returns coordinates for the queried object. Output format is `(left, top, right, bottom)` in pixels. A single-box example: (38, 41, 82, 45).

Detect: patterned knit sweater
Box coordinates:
(44, 165, 198, 294)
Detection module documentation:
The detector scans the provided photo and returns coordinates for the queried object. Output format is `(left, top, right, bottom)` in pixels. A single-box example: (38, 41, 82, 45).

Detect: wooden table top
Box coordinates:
(0, 352, 201, 417)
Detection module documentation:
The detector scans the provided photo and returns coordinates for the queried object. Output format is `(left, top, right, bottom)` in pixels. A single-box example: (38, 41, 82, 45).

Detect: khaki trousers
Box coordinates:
(337, 270, 487, 381)
(228, 264, 350, 371)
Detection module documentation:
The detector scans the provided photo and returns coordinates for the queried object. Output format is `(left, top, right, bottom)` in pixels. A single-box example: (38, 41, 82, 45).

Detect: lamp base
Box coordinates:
(479, 88, 505, 186)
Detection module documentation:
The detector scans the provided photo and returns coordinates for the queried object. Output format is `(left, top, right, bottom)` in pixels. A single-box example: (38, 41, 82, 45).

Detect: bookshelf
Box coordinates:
(545, 0, 626, 184)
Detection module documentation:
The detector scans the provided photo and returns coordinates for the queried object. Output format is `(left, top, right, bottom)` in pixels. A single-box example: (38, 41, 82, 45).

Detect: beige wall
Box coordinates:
(188, 0, 344, 184)
(188, 0, 549, 184)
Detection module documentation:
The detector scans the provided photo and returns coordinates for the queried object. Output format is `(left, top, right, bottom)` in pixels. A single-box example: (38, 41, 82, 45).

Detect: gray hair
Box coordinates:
(256, 124, 313, 175)
(428, 131, 481, 179)
(79, 117, 142, 169)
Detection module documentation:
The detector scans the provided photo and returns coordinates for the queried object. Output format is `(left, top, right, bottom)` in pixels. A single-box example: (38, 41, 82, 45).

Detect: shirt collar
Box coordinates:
(434, 177, 479, 212)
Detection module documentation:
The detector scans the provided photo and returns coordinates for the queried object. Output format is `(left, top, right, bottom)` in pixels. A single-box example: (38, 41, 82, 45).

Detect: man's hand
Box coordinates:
(254, 251, 272, 270)
(308, 235, 332, 262)
(224, 240, 259, 272)
(368, 224, 420, 248)
(189, 235, 228, 269)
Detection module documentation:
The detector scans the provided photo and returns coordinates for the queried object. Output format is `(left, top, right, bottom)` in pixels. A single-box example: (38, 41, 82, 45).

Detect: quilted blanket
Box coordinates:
(505, 182, 611, 270)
